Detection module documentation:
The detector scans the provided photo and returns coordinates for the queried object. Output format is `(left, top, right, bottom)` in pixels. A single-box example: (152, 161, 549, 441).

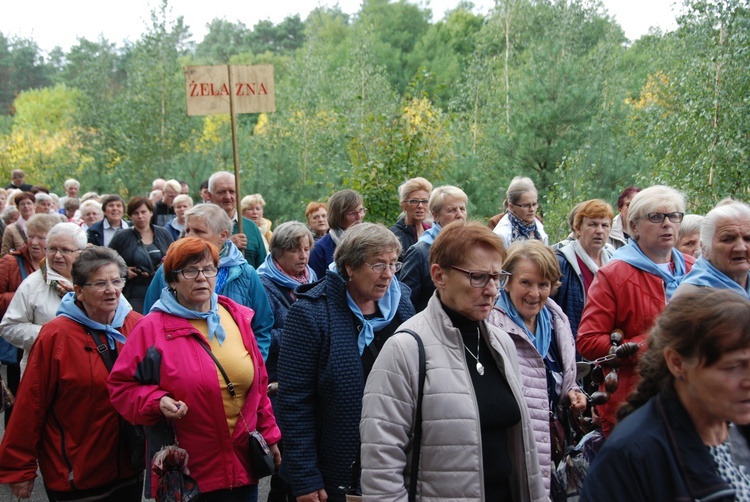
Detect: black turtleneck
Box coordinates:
(441, 300, 521, 501)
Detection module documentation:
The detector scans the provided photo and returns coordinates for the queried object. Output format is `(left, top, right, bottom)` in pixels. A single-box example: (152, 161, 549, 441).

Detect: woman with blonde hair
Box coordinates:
(390, 177, 433, 261)
(242, 194, 273, 252)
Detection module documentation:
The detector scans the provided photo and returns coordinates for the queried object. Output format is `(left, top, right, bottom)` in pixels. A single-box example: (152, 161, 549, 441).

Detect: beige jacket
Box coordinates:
(360, 294, 547, 502)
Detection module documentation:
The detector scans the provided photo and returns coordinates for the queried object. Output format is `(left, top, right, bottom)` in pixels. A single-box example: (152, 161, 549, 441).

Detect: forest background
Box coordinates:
(0, 0, 748, 242)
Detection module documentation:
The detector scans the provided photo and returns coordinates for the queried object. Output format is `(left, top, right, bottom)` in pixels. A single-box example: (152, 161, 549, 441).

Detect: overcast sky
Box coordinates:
(2, 0, 680, 54)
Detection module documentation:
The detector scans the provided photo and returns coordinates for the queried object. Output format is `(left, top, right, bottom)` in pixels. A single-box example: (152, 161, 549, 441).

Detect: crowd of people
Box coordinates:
(0, 166, 747, 502)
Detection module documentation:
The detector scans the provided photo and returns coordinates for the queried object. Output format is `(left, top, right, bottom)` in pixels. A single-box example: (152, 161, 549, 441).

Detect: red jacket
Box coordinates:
(577, 254, 694, 436)
(0, 244, 37, 317)
(0, 313, 143, 491)
(107, 295, 281, 497)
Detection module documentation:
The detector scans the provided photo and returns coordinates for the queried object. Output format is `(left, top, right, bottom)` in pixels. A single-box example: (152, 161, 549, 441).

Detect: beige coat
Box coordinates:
(360, 294, 547, 502)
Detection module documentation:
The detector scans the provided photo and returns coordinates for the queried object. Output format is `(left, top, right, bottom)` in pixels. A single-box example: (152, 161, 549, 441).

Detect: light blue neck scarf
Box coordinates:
(417, 222, 442, 245)
(257, 252, 317, 290)
(219, 240, 246, 268)
(151, 288, 226, 345)
(496, 289, 552, 357)
(342, 272, 402, 356)
(682, 256, 750, 299)
(56, 292, 130, 349)
(611, 239, 687, 300)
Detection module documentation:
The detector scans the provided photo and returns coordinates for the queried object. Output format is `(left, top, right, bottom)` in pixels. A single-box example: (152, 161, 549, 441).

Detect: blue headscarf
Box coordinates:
(151, 287, 226, 345)
(342, 271, 402, 356)
(56, 292, 130, 349)
(611, 239, 688, 300)
(257, 252, 317, 290)
(496, 289, 552, 357)
(681, 256, 750, 299)
(417, 222, 442, 245)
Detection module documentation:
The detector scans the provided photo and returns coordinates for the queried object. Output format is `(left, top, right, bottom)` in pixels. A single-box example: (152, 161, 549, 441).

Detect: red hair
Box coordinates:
(163, 238, 219, 282)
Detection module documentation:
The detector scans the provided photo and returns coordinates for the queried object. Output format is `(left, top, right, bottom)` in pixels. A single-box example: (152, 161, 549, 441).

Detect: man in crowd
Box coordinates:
(5, 170, 32, 192)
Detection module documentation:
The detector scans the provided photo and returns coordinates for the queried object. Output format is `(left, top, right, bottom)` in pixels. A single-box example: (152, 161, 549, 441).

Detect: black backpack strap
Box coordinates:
(395, 328, 425, 502)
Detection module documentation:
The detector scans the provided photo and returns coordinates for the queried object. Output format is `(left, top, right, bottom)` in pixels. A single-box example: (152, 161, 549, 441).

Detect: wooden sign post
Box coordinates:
(184, 64, 276, 231)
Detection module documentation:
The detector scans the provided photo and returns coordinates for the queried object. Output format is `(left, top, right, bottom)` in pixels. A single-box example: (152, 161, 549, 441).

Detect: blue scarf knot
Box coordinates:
(151, 288, 227, 345)
(611, 239, 687, 300)
(682, 256, 750, 299)
(56, 292, 130, 349)
(257, 252, 317, 290)
(496, 289, 552, 357)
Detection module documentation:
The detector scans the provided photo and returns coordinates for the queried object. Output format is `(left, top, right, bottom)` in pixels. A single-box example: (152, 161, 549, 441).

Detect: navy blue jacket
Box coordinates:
(308, 232, 336, 279)
(398, 240, 432, 313)
(552, 250, 586, 338)
(276, 271, 415, 501)
(582, 391, 738, 501)
(259, 275, 295, 384)
(389, 216, 430, 262)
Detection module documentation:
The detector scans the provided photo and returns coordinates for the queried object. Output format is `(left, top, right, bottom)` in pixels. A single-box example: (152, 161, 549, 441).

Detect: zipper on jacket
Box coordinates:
(458, 329, 486, 500)
(50, 404, 76, 491)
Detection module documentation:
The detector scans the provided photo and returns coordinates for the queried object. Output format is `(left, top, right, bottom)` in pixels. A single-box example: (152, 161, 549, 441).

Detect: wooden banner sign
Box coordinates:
(184, 64, 276, 116)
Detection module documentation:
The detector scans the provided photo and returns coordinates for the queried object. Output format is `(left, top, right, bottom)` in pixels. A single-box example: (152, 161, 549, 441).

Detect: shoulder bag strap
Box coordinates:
(14, 255, 28, 281)
(87, 330, 115, 372)
(395, 328, 425, 502)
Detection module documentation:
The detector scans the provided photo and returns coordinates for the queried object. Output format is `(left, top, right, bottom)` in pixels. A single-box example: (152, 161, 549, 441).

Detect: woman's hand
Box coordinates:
(568, 389, 588, 412)
(270, 442, 281, 469)
(10, 479, 34, 498)
(127, 266, 142, 280)
(297, 489, 327, 502)
(159, 395, 188, 420)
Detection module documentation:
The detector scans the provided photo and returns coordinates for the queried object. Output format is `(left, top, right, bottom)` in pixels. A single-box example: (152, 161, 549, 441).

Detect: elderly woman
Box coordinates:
(277, 223, 415, 502)
(552, 199, 616, 338)
(675, 201, 750, 299)
(399, 185, 467, 312)
(675, 213, 704, 259)
(305, 202, 328, 242)
(488, 240, 586, 493)
(389, 177, 433, 261)
(581, 290, 750, 501)
(108, 238, 281, 501)
(1, 191, 36, 256)
(165, 193, 193, 240)
(577, 185, 695, 436)
(493, 176, 549, 249)
(0, 222, 88, 373)
(143, 203, 275, 360)
(0, 247, 143, 501)
(257, 221, 317, 501)
(79, 199, 104, 231)
(608, 186, 641, 249)
(108, 196, 174, 313)
(361, 221, 545, 501)
(242, 193, 273, 252)
(308, 189, 365, 278)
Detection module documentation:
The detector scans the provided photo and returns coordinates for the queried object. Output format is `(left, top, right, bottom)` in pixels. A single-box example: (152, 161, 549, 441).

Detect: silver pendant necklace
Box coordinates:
(464, 327, 485, 376)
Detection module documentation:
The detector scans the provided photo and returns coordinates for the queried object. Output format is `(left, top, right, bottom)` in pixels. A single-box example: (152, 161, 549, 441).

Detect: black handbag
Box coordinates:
(199, 342, 276, 479)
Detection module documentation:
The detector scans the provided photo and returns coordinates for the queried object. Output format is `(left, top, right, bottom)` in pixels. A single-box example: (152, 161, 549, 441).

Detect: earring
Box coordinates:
(677, 374, 684, 382)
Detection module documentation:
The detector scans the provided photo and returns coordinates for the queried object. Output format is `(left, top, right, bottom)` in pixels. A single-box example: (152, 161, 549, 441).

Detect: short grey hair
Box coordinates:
(1, 206, 19, 224)
(335, 223, 401, 280)
(678, 214, 704, 243)
(506, 176, 537, 207)
(208, 171, 233, 193)
(701, 202, 750, 257)
(46, 222, 88, 249)
(26, 214, 60, 235)
(185, 203, 233, 235)
(64, 178, 80, 190)
(627, 185, 686, 231)
(270, 221, 315, 259)
(398, 177, 433, 203)
(71, 247, 127, 287)
(429, 185, 468, 215)
(79, 199, 103, 215)
(35, 192, 52, 203)
(172, 194, 193, 207)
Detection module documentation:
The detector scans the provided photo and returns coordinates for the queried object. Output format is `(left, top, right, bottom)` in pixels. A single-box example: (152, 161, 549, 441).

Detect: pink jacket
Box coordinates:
(488, 298, 578, 492)
(108, 296, 281, 497)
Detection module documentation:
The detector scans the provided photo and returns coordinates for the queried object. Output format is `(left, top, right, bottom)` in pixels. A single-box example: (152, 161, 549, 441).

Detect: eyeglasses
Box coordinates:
(366, 262, 403, 274)
(84, 278, 126, 291)
(511, 202, 539, 210)
(407, 199, 429, 207)
(346, 207, 367, 218)
(450, 266, 511, 288)
(47, 247, 81, 256)
(645, 212, 684, 224)
(174, 266, 219, 280)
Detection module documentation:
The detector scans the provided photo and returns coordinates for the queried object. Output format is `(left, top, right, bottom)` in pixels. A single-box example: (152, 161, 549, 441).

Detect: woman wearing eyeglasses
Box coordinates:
(0, 222, 88, 374)
(493, 176, 549, 249)
(108, 237, 281, 501)
(309, 189, 366, 279)
(389, 177, 433, 262)
(361, 221, 545, 501)
(277, 223, 415, 502)
(0, 247, 144, 501)
(488, 239, 586, 494)
(577, 185, 695, 437)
